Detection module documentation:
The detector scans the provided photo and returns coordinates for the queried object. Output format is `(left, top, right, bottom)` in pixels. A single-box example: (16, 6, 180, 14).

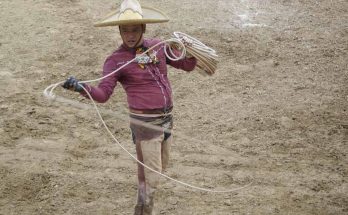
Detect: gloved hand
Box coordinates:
(62, 76, 84, 92)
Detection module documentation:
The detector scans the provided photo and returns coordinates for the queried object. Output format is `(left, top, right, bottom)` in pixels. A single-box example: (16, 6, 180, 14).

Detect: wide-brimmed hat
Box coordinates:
(94, 0, 169, 27)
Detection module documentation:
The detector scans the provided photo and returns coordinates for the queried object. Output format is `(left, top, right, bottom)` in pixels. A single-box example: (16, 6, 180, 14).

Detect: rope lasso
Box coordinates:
(172, 32, 218, 75)
(43, 33, 252, 193)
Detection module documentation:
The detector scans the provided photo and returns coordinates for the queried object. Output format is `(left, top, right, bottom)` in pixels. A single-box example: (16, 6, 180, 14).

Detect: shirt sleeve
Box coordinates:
(80, 56, 121, 103)
(166, 48, 197, 71)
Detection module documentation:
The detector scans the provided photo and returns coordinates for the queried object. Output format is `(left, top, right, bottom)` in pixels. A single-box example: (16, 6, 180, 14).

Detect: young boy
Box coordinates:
(62, 0, 196, 214)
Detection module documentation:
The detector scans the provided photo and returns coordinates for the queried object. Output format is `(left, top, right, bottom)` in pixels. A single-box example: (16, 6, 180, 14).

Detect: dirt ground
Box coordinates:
(0, 0, 347, 214)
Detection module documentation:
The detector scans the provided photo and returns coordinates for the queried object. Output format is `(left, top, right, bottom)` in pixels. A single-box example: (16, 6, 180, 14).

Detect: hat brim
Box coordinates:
(94, 6, 169, 27)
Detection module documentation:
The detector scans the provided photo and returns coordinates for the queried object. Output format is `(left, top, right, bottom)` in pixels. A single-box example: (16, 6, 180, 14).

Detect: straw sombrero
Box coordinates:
(94, 0, 169, 27)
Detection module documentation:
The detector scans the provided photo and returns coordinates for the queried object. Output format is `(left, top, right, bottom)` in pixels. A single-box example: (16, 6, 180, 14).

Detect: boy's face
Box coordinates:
(119, 24, 144, 48)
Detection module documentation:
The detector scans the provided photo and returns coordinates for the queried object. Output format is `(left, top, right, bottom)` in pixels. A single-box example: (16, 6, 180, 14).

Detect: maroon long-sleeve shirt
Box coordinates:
(81, 38, 197, 111)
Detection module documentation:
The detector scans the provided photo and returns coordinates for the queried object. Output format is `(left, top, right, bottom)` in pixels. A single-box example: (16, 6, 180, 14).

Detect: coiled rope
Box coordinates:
(171, 32, 218, 75)
(43, 32, 252, 193)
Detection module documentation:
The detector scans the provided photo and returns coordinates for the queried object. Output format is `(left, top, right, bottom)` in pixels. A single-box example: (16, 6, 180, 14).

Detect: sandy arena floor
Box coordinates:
(0, 0, 347, 214)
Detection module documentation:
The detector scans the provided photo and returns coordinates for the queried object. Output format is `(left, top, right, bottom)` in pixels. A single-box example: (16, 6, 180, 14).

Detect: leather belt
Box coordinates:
(129, 106, 173, 115)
